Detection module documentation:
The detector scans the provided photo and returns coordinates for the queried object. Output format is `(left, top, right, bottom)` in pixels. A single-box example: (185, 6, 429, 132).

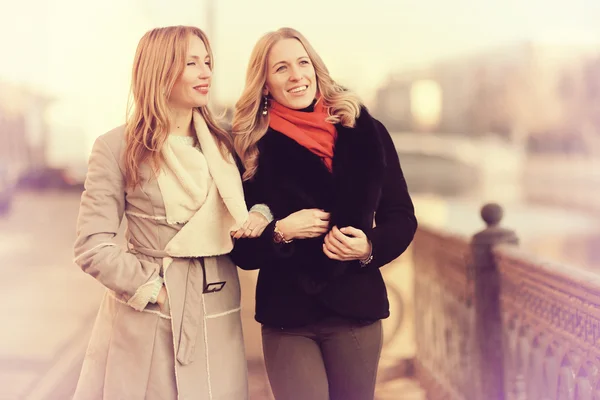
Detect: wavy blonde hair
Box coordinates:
(124, 26, 232, 188)
(233, 27, 362, 181)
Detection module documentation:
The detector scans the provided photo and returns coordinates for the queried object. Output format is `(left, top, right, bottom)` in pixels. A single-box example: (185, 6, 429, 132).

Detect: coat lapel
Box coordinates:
(193, 110, 248, 227)
(330, 107, 386, 231)
(158, 136, 211, 224)
(158, 111, 249, 258)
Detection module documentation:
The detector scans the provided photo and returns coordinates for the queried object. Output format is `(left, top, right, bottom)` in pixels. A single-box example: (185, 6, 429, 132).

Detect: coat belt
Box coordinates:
(130, 243, 204, 366)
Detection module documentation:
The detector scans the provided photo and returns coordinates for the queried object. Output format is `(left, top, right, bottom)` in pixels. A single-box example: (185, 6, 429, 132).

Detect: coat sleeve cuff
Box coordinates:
(249, 203, 274, 223)
(359, 240, 374, 267)
(361, 229, 383, 269)
(127, 276, 164, 311)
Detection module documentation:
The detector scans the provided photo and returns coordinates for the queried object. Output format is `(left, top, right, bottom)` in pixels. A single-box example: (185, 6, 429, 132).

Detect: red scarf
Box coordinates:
(268, 99, 337, 171)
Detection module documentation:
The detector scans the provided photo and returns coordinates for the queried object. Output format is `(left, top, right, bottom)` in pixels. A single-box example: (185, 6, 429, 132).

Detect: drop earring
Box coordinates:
(262, 96, 268, 116)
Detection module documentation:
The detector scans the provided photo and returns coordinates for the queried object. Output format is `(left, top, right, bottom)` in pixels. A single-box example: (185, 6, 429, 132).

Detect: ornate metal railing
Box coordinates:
(413, 227, 477, 399)
(411, 202, 600, 400)
(496, 245, 600, 400)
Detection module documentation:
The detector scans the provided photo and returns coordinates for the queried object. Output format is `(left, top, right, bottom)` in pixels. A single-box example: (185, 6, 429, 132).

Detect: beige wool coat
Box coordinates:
(73, 111, 250, 400)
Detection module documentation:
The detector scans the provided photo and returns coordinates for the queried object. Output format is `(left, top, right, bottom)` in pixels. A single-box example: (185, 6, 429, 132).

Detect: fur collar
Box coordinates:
(158, 111, 248, 258)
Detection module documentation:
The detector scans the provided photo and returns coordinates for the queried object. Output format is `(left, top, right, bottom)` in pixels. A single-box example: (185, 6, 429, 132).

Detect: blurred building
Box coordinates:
(0, 81, 53, 179)
(373, 41, 600, 155)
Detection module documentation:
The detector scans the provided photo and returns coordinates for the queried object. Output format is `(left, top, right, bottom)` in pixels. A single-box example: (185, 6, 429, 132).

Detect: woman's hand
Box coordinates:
(323, 226, 372, 261)
(231, 211, 270, 239)
(277, 209, 330, 240)
(157, 286, 169, 313)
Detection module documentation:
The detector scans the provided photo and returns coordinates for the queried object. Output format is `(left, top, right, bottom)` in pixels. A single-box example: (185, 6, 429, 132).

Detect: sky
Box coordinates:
(1, 0, 599, 162)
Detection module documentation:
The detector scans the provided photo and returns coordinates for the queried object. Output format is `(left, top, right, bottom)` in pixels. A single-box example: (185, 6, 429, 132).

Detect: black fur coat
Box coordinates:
(231, 107, 417, 328)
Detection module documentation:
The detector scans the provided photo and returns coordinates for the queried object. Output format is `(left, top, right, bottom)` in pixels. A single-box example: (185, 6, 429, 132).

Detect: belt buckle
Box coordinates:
(203, 281, 226, 293)
(199, 258, 226, 293)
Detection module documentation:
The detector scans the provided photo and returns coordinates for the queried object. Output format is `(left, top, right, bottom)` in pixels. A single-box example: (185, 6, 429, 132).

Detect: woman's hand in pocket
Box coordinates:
(156, 286, 169, 314)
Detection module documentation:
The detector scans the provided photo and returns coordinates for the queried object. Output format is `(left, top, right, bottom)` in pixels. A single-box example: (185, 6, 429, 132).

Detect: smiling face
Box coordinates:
(264, 38, 318, 110)
(168, 34, 212, 110)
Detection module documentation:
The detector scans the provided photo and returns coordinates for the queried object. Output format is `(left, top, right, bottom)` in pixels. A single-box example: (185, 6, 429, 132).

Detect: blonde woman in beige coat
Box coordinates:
(73, 26, 269, 400)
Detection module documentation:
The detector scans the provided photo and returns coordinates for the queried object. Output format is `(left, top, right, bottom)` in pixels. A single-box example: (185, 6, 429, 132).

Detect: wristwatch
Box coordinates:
(273, 221, 293, 244)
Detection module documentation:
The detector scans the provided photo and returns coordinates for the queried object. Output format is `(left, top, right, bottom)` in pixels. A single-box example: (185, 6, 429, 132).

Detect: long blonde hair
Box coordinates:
(232, 27, 362, 181)
(124, 26, 232, 188)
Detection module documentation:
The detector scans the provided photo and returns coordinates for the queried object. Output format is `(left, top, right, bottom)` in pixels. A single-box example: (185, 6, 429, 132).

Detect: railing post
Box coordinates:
(470, 203, 518, 400)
